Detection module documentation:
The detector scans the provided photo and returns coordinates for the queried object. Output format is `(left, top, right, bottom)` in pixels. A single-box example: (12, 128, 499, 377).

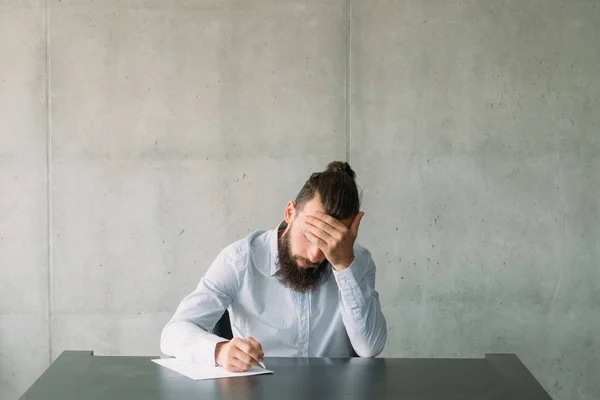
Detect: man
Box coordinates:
(160, 161, 387, 372)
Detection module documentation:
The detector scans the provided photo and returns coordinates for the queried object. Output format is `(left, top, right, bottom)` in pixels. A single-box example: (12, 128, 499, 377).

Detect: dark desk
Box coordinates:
(19, 351, 553, 400)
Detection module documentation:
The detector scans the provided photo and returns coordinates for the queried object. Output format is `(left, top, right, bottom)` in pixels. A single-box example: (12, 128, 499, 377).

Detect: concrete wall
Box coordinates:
(0, 1, 50, 398)
(352, 3, 599, 400)
(1, 1, 598, 399)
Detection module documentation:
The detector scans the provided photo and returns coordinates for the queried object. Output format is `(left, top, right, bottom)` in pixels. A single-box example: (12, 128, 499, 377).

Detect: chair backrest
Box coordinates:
(212, 310, 233, 340)
(211, 310, 358, 357)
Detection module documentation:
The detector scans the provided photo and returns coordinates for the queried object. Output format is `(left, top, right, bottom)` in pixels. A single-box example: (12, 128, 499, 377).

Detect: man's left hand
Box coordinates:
(304, 211, 364, 271)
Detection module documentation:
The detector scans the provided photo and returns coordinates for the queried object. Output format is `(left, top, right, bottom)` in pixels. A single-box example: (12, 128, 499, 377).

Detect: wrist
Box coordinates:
(332, 255, 355, 271)
(214, 341, 228, 365)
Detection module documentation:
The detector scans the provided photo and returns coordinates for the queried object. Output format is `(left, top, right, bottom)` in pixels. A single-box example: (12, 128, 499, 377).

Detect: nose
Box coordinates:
(307, 246, 324, 264)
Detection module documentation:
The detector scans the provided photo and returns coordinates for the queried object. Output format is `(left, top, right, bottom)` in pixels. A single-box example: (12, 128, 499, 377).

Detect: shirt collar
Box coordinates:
(269, 220, 287, 276)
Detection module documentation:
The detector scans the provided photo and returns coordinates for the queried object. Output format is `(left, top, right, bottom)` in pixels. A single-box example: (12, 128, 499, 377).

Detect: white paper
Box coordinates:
(152, 358, 273, 380)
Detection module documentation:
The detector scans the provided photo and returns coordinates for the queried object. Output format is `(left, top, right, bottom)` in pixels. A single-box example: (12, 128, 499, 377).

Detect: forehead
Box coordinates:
(297, 197, 353, 229)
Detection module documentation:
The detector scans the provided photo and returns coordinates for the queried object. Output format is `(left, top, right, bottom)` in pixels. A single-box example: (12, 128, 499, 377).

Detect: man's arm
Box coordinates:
(301, 210, 387, 356)
(332, 247, 387, 357)
(160, 247, 239, 365)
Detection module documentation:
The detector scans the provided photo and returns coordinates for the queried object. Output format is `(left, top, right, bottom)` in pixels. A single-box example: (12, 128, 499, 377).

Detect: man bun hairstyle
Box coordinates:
(325, 161, 356, 180)
(294, 161, 360, 221)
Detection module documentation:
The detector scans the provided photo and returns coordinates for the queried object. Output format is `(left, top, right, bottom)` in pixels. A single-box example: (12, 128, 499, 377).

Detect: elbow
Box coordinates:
(357, 319, 387, 358)
(357, 338, 386, 358)
(159, 323, 174, 356)
(356, 348, 380, 358)
(159, 336, 168, 356)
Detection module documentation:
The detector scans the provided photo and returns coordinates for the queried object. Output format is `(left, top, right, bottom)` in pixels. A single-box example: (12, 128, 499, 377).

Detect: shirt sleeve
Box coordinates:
(160, 246, 241, 365)
(332, 245, 387, 357)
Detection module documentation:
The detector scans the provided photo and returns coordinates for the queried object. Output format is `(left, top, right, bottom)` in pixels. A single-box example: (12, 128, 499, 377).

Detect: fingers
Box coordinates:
(231, 338, 264, 364)
(245, 337, 264, 362)
(312, 211, 347, 231)
(225, 357, 253, 372)
(247, 337, 263, 353)
(221, 348, 256, 372)
(233, 348, 257, 366)
(304, 222, 334, 244)
(308, 211, 364, 237)
(305, 230, 328, 248)
(218, 338, 266, 372)
(218, 342, 252, 372)
(304, 215, 338, 238)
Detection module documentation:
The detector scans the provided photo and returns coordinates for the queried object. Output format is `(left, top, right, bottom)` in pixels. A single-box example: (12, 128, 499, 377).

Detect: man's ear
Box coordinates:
(284, 201, 296, 223)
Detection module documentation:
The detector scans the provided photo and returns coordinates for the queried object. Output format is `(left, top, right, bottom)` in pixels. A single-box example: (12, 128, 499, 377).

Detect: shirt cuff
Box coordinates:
(332, 259, 367, 331)
(191, 334, 230, 365)
(332, 259, 359, 287)
(332, 261, 361, 307)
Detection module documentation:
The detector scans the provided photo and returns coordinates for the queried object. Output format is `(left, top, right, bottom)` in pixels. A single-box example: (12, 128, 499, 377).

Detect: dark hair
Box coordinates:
(294, 161, 360, 220)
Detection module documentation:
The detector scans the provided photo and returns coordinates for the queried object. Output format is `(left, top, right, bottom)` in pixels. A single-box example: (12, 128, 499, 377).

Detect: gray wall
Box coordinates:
(1, 1, 598, 399)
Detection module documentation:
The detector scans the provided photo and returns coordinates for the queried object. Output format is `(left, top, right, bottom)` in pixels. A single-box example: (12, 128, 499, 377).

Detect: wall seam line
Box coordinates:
(345, 0, 352, 164)
(45, 0, 54, 365)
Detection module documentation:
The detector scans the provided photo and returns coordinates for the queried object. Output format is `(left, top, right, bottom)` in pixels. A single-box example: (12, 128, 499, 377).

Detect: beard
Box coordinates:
(274, 229, 329, 293)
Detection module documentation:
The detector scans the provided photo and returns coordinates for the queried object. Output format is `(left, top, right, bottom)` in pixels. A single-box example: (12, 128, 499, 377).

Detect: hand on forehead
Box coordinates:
(302, 210, 353, 230)
(297, 197, 354, 228)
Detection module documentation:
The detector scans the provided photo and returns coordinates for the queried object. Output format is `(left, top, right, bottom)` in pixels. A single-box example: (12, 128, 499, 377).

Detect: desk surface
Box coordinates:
(20, 351, 552, 400)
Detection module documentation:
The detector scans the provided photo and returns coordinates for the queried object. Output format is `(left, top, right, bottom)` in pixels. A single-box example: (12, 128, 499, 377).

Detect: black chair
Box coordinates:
(211, 310, 359, 357)
(211, 310, 234, 340)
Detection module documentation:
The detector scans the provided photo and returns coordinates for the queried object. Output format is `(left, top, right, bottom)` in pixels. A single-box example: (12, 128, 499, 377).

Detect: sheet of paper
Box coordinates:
(152, 358, 273, 380)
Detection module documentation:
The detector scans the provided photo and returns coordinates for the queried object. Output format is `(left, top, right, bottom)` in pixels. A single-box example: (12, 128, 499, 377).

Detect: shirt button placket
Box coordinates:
(299, 293, 309, 356)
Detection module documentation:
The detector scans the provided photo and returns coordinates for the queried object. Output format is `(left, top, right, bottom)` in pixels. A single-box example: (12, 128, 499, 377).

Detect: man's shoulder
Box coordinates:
(350, 242, 378, 273)
(353, 242, 373, 259)
(218, 228, 273, 271)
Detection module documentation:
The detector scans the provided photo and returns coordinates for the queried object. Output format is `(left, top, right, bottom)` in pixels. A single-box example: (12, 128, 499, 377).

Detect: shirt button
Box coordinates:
(301, 315, 306, 320)
(342, 279, 346, 284)
(300, 348, 305, 353)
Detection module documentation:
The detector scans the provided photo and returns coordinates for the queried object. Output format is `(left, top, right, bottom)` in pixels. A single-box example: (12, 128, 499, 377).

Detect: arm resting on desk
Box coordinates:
(160, 247, 240, 365)
(332, 246, 387, 357)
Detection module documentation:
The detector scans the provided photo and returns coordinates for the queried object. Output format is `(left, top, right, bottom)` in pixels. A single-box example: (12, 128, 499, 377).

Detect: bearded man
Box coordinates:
(160, 161, 387, 371)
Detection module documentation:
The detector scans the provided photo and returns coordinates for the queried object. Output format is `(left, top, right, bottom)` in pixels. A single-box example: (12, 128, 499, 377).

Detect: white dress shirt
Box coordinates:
(160, 222, 387, 365)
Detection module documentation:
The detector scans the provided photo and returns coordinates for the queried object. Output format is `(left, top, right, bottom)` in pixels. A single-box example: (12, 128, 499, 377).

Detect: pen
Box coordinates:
(231, 325, 266, 369)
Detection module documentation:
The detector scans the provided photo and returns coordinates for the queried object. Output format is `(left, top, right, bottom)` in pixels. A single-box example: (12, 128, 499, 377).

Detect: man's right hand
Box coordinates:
(215, 337, 264, 372)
